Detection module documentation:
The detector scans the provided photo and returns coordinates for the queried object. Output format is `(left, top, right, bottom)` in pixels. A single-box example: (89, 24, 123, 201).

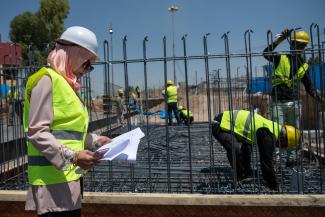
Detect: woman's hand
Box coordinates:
(74, 150, 103, 170)
(95, 136, 112, 148)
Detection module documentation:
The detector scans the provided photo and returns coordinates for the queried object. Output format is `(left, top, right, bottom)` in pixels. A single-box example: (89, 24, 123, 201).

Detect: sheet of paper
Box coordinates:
(96, 127, 145, 161)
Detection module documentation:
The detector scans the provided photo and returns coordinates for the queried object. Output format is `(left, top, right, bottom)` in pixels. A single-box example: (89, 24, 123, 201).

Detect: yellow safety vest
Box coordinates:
(23, 67, 88, 185)
(166, 86, 178, 103)
(220, 110, 281, 144)
(8, 89, 18, 102)
(272, 55, 309, 88)
(181, 109, 193, 118)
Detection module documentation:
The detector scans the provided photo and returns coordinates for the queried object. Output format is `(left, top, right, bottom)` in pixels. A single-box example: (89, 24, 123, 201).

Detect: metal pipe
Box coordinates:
(182, 34, 193, 193)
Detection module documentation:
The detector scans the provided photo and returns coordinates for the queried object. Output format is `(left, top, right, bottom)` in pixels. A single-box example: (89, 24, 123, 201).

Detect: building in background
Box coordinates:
(0, 33, 23, 98)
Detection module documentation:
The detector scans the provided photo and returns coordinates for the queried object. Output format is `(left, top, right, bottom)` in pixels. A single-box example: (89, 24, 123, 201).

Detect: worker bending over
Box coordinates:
(178, 106, 194, 125)
(211, 110, 300, 190)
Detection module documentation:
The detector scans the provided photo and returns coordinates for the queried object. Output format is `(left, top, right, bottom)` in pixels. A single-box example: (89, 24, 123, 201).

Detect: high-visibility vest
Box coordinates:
(166, 86, 178, 103)
(8, 89, 18, 101)
(180, 109, 193, 118)
(272, 55, 309, 88)
(220, 110, 281, 144)
(23, 67, 88, 185)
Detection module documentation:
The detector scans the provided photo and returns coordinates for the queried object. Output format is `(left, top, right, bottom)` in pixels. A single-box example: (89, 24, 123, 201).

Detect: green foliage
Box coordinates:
(9, 0, 70, 65)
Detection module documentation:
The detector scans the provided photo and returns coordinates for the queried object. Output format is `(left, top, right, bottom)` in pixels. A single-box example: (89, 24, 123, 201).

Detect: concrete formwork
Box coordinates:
(0, 191, 325, 217)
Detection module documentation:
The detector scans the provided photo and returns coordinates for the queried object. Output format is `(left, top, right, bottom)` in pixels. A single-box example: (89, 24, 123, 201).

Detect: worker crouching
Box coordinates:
(178, 106, 194, 126)
(211, 110, 300, 190)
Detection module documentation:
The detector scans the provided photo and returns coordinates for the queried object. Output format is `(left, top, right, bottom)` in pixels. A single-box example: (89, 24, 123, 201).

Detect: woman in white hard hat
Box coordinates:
(24, 26, 111, 217)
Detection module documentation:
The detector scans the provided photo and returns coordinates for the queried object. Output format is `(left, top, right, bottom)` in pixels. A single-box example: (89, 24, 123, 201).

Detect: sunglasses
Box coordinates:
(82, 60, 94, 73)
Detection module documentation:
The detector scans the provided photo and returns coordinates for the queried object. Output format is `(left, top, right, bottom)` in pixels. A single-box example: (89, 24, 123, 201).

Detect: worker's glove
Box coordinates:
(274, 29, 291, 44)
(281, 29, 291, 39)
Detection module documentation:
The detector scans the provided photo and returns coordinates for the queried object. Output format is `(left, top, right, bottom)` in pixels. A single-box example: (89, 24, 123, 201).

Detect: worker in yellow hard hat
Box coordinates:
(7, 85, 19, 125)
(130, 90, 137, 108)
(178, 105, 194, 126)
(135, 85, 141, 98)
(211, 110, 300, 190)
(263, 29, 320, 127)
(162, 80, 181, 125)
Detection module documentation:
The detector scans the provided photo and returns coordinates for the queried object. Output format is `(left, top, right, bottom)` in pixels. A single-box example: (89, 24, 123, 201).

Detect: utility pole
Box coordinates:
(168, 5, 178, 84)
(109, 24, 115, 95)
(195, 70, 198, 95)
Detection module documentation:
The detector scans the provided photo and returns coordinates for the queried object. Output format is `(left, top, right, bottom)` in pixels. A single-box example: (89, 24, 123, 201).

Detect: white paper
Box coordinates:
(96, 127, 145, 161)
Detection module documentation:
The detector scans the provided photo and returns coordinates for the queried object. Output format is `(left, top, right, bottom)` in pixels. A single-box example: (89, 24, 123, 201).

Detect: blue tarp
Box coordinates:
(159, 110, 175, 119)
(249, 77, 271, 94)
(309, 63, 325, 91)
(0, 84, 11, 98)
(250, 63, 325, 93)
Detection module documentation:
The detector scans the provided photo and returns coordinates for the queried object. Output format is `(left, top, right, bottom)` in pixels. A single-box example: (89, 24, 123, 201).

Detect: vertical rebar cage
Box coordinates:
(1, 24, 325, 194)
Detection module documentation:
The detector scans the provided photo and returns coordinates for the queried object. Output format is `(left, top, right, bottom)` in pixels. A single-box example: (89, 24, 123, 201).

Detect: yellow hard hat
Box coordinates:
(285, 125, 300, 148)
(291, 31, 310, 44)
(178, 105, 184, 110)
(118, 88, 124, 95)
(167, 80, 174, 85)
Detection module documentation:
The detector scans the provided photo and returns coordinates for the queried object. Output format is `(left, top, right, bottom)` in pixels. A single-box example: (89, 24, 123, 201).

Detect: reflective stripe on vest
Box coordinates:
(166, 86, 178, 103)
(272, 55, 309, 88)
(220, 110, 281, 144)
(52, 130, 84, 140)
(28, 156, 52, 166)
(23, 67, 88, 185)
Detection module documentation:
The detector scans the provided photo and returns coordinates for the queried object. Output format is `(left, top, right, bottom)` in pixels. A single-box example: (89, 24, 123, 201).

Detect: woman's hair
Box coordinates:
(47, 43, 95, 91)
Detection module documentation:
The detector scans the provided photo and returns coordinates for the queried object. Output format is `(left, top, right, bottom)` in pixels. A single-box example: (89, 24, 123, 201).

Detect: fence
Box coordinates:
(1, 23, 325, 194)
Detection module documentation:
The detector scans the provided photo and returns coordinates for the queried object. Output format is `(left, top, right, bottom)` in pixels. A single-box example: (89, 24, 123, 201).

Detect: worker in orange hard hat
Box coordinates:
(211, 110, 300, 190)
(263, 29, 320, 127)
(162, 80, 181, 125)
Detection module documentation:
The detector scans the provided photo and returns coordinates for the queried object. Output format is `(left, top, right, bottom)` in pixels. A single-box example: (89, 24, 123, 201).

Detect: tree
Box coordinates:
(9, 0, 69, 65)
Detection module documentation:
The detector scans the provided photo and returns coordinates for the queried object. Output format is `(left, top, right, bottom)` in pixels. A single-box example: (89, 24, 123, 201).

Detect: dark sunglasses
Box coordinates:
(82, 60, 94, 73)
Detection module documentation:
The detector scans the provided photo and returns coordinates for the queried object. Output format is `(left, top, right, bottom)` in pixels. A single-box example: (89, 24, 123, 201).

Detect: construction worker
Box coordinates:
(116, 88, 125, 126)
(130, 90, 137, 108)
(162, 80, 181, 125)
(24, 26, 111, 216)
(7, 85, 19, 125)
(263, 29, 320, 127)
(135, 85, 141, 98)
(211, 110, 300, 190)
(178, 105, 194, 125)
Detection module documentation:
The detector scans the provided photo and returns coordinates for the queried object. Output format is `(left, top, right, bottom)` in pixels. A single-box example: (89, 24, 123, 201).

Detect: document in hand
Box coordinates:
(96, 127, 145, 161)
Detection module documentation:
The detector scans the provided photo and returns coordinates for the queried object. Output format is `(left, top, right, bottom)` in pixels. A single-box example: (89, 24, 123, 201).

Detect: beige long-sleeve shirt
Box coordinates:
(25, 75, 95, 215)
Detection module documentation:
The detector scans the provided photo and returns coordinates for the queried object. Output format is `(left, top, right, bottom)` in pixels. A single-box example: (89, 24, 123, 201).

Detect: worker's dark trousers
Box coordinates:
(167, 102, 181, 125)
(181, 116, 194, 126)
(214, 129, 252, 179)
(256, 128, 277, 190)
(213, 127, 277, 190)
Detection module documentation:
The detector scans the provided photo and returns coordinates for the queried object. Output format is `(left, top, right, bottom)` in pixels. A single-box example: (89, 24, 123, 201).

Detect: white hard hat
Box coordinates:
(58, 26, 98, 56)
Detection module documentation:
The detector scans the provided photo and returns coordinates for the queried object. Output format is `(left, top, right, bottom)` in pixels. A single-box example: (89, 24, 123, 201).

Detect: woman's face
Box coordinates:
(290, 41, 307, 53)
(74, 59, 94, 79)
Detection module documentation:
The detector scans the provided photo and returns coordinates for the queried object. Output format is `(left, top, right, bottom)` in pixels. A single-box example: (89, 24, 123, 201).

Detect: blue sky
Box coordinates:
(1, 0, 325, 94)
